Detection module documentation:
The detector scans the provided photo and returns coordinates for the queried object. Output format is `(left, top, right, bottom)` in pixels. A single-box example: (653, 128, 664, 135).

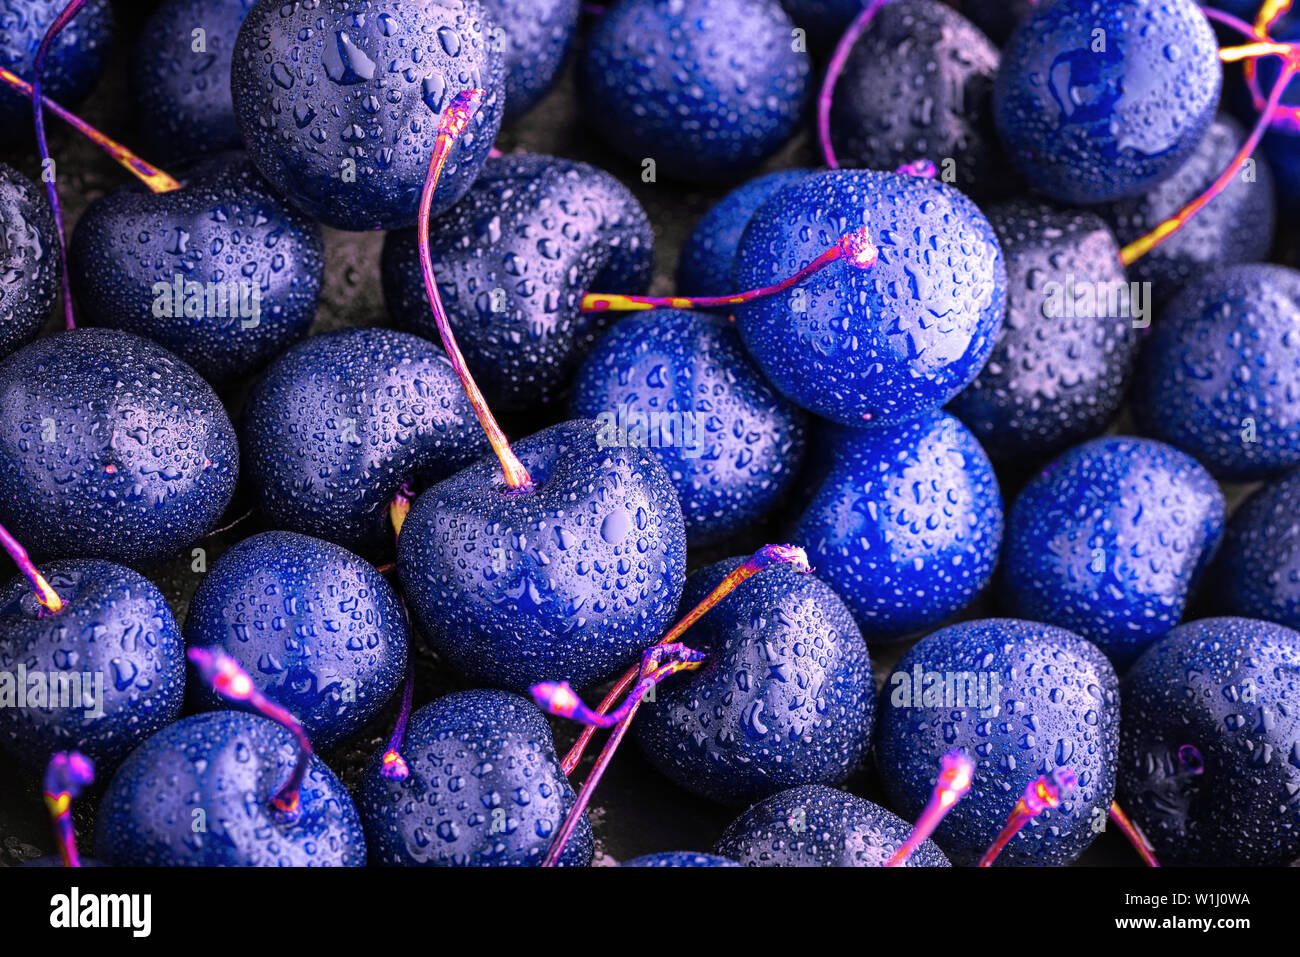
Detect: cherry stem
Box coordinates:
(0, 521, 63, 614)
(534, 642, 707, 866)
(0, 67, 181, 193)
(885, 750, 974, 866)
(186, 647, 313, 823)
(389, 483, 413, 540)
(203, 508, 254, 540)
(559, 544, 811, 776)
(1109, 800, 1160, 868)
(417, 89, 533, 491)
(31, 0, 90, 332)
(1120, 55, 1298, 266)
(580, 227, 877, 313)
(380, 652, 415, 781)
(976, 768, 1077, 867)
(532, 643, 708, 730)
(1219, 40, 1295, 61)
(43, 751, 93, 867)
(817, 0, 892, 169)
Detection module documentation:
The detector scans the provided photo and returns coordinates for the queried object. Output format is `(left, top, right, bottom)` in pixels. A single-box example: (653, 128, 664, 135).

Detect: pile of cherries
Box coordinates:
(1, 0, 1299, 869)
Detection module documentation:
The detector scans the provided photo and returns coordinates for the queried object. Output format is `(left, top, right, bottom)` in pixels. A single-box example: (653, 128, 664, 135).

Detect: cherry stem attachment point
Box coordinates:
(187, 647, 313, 823)
(976, 767, 1077, 867)
(0, 521, 63, 614)
(895, 158, 937, 179)
(0, 67, 181, 194)
(886, 750, 974, 866)
(389, 483, 413, 540)
(380, 652, 416, 781)
(417, 89, 533, 492)
(560, 543, 811, 776)
(44, 751, 93, 867)
(1109, 800, 1160, 868)
(581, 227, 877, 313)
(817, 0, 892, 169)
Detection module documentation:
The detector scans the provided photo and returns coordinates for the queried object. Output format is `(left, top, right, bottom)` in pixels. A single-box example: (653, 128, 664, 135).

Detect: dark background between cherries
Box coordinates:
(1, 0, 1297, 866)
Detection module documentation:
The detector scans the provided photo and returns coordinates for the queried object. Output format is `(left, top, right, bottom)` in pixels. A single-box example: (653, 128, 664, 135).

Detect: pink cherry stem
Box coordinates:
(817, 0, 892, 169)
(416, 89, 533, 491)
(976, 768, 1077, 867)
(1109, 801, 1160, 867)
(559, 544, 812, 776)
(580, 227, 877, 313)
(44, 751, 94, 867)
(0, 521, 63, 614)
(187, 647, 313, 822)
(885, 750, 974, 866)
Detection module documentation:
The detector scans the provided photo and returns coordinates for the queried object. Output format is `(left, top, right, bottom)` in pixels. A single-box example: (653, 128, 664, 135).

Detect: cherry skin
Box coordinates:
(359, 689, 593, 866)
(791, 411, 1002, 641)
(397, 419, 687, 694)
(1131, 264, 1300, 482)
(230, 0, 505, 231)
(1118, 617, 1300, 866)
(1096, 116, 1277, 303)
(948, 200, 1139, 463)
(241, 327, 489, 558)
(829, 0, 1009, 201)
(993, 0, 1222, 205)
(876, 618, 1119, 866)
(633, 558, 873, 806)
(0, 328, 238, 568)
(733, 168, 1005, 428)
(580, 0, 811, 183)
(714, 784, 950, 866)
(0, 559, 184, 778)
(482, 0, 579, 123)
(383, 153, 654, 412)
(0, 163, 59, 360)
(1000, 437, 1224, 668)
(569, 309, 808, 547)
(94, 710, 366, 866)
(183, 531, 408, 751)
(676, 168, 813, 298)
(621, 851, 739, 867)
(1215, 470, 1300, 631)
(129, 0, 259, 164)
(0, 0, 114, 141)
(68, 152, 325, 385)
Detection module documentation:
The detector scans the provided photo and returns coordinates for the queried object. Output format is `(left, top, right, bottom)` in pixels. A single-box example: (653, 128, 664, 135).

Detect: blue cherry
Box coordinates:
(580, 0, 811, 182)
(876, 618, 1119, 866)
(240, 327, 489, 558)
(0, 162, 59, 360)
(792, 410, 1003, 641)
(1118, 616, 1300, 866)
(0, 559, 184, 779)
(1000, 436, 1224, 668)
(383, 153, 654, 412)
(733, 168, 1005, 428)
(68, 152, 325, 384)
(676, 168, 812, 298)
(129, 0, 258, 164)
(622, 851, 738, 867)
(0, 328, 239, 568)
(483, 0, 579, 123)
(94, 710, 366, 866)
(714, 784, 950, 866)
(1215, 470, 1300, 631)
(359, 689, 592, 866)
(569, 309, 808, 546)
(633, 558, 873, 806)
(948, 199, 1139, 463)
(183, 530, 408, 751)
(230, 0, 505, 230)
(993, 0, 1222, 204)
(1131, 264, 1300, 482)
(397, 418, 687, 694)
